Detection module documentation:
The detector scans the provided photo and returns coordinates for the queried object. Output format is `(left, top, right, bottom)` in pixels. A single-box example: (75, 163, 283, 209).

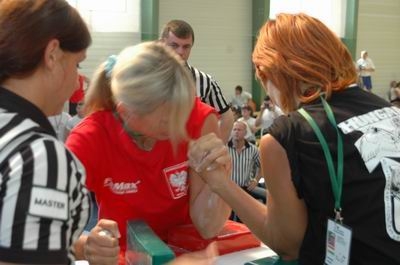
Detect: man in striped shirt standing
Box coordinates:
(228, 121, 264, 221)
(161, 20, 234, 142)
(228, 121, 264, 194)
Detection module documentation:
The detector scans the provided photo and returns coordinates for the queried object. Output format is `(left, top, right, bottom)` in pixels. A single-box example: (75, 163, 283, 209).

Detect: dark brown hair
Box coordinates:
(0, 0, 91, 83)
(235, 85, 243, 93)
(160, 19, 195, 44)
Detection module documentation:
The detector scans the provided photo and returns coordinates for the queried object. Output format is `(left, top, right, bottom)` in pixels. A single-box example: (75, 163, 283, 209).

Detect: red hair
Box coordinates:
(252, 13, 357, 113)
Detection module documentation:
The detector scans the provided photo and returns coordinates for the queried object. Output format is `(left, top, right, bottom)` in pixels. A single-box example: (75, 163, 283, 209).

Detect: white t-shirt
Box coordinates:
(356, 57, 375, 77)
(66, 115, 83, 131)
(231, 91, 252, 108)
(260, 106, 283, 132)
(48, 112, 71, 142)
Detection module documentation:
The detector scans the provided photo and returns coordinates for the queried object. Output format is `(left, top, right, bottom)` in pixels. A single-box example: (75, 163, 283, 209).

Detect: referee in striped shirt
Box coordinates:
(160, 19, 234, 142)
(0, 1, 91, 264)
(228, 121, 264, 221)
(228, 121, 265, 194)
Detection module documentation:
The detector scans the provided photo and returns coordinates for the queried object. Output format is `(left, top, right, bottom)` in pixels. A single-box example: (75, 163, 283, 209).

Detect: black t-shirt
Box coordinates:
(268, 86, 400, 264)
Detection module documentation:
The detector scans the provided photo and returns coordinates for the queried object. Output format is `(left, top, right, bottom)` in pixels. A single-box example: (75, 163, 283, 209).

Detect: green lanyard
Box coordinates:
(298, 96, 344, 223)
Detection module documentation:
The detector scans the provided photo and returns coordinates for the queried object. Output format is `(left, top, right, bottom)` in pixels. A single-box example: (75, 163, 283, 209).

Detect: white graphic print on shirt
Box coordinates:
(163, 161, 189, 199)
(103, 178, 140, 194)
(338, 106, 400, 241)
(381, 158, 400, 240)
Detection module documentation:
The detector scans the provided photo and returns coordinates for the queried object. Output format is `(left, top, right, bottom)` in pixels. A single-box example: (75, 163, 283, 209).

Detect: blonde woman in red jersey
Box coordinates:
(67, 42, 231, 265)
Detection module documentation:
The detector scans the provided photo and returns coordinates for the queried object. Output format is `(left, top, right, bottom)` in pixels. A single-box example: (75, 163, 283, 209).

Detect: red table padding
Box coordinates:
(167, 220, 261, 256)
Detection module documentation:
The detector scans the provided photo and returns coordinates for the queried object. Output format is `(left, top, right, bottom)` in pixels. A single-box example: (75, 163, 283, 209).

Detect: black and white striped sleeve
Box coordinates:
(0, 133, 90, 264)
(252, 145, 261, 178)
(189, 65, 231, 114)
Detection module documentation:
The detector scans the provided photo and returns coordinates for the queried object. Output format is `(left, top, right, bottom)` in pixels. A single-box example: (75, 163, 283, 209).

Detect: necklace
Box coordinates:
(124, 124, 156, 151)
(113, 111, 156, 152)
(133, 135, 156, 151)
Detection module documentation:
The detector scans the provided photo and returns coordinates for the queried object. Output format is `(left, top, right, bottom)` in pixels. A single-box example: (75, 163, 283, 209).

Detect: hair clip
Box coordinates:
(105, 55, 117, 78)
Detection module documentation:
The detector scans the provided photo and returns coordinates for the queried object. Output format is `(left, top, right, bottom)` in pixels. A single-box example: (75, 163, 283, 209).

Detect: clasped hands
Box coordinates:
(188, 133, 232, 190)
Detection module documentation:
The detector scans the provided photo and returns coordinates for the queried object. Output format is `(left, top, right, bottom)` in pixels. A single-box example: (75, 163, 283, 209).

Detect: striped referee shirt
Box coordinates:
(0, 87, 90, 264)
(227, 139, 261, 187)
(187, 64, 231, 114)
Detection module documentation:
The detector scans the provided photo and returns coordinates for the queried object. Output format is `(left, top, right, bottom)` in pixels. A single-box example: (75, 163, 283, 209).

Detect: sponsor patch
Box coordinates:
(103, 178, 140, 194)
(28, 186, 69, 221)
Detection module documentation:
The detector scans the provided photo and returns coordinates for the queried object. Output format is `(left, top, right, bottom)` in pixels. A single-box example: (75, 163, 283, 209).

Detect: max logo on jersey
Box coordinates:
(104, 178, 140, 194)
(163, 162, 189, 199)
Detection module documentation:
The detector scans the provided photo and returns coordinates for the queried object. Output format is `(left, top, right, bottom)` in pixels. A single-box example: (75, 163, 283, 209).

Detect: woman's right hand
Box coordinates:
(188, 133, 232, 192)
(84, 219, 121, 265)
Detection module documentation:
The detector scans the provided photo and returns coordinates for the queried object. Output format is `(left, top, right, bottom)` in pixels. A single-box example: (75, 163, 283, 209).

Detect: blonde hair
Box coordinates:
(252, 13, 357, 113)
(233, 120, 248, 131)
(84, 64, 115, 115)
(108, 41, 195, 144)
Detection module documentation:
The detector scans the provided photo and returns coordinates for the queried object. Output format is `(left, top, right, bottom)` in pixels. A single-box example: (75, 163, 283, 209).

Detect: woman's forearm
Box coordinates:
(190, 184, 231, 239)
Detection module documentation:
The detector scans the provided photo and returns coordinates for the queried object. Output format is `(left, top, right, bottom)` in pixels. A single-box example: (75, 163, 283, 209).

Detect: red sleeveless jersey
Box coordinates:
(66, 98, 214, 262)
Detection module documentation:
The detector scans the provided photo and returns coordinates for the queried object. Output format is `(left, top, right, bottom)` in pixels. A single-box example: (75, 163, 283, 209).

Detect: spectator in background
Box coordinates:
(48, 111, 72, 142)
(255, 95, 283, 136)
(231, 85, 253, 111)
(69, 73, 89, 115)
(388, 80, 400, 108)
(228, 121, 264, 207)
(0, 0, 91, 264)
(160, 19, 234, 143)
(231, 105, 242, 121)
(66, 98, 85, 131)
(356, 50, 375, 92)
(238, 105, 257, 144)
(229, 121, 262, 188)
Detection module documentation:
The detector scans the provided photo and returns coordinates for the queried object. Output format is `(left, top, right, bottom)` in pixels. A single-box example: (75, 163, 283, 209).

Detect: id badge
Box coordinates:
(324, 219, 352, 265)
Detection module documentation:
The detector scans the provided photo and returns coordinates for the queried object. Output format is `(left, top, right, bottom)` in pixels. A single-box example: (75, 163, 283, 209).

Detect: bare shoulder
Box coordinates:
(258, 134, 302, 206)
(201, 113, 219, 136)
(259, 134, 291, 187)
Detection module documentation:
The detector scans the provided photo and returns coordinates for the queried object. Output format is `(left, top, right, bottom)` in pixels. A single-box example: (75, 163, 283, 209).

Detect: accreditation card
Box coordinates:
(324, 219, 352, 265)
